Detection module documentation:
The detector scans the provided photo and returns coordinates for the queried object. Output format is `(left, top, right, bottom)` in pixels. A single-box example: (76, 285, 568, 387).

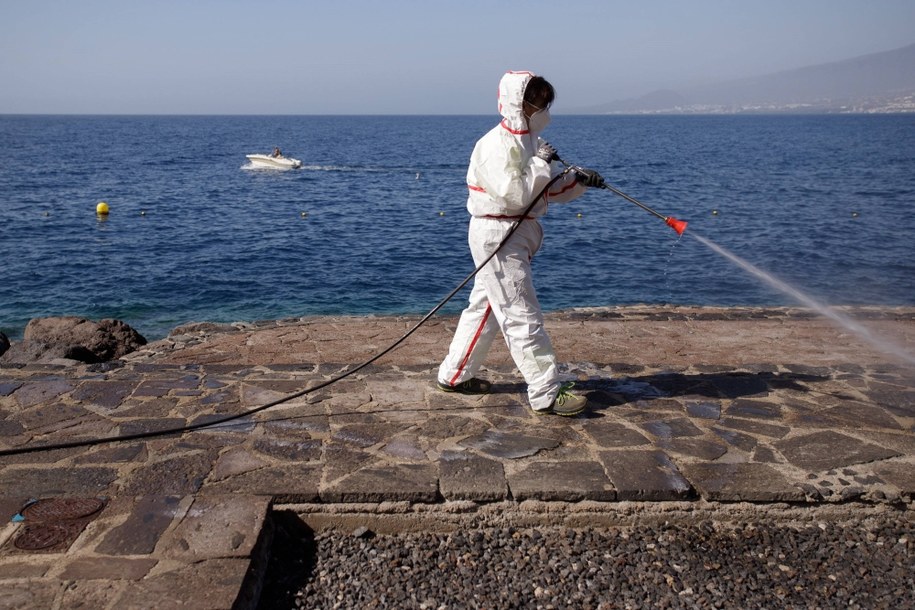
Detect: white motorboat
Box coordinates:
(246, 153, 302, 169)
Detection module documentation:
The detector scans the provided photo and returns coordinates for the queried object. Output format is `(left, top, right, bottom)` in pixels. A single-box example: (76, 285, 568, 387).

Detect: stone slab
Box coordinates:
(581, 421, 652, 448)
(640, 417, 704, 439)
(96, 496, 183, 556)
(774, 431, 901, 472)
(113, 557, 252, 610)
(0, 467, 118, 497)
(717, 417, 791, 438)
(320, 463, 438, 503)
(871, 462, 915, 495)
(678, 463, 805, 502)
(12, 379, 74, 408)
(0, 581, 59, 609)
(438, 451, 507, 501)
(56, 579, 127, 609)
(459, 430, 560, 459)
(121, 452, 215, 496)
(160, 495, 270, 560)
(658, 437, 729, 461)
(599, 450, 693, 501)
(508, 461, 616, 502)
(69, 380, 138, 410)
(203, 465, 321, 503)
(58, 556, 158, 580)
(726, 399, 782, 419)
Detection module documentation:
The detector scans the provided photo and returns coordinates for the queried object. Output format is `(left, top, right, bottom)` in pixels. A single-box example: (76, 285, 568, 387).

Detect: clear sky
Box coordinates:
(2, 0, 913, 114)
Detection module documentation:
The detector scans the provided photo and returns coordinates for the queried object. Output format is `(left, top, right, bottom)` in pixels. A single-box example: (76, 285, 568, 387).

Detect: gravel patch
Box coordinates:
(258, 511, 914, 609)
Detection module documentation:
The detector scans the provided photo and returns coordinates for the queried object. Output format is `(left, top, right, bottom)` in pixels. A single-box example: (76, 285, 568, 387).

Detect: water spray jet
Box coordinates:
(689, 231, 915, 366)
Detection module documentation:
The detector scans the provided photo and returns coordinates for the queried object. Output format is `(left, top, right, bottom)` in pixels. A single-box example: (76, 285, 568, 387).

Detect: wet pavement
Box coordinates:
(0, 306, 913, 609)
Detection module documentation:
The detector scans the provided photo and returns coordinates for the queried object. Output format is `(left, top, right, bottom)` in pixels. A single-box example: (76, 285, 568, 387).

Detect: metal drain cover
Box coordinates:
(11, 497, 106, 553)
(21, 497, 105, 522)
(14, 522, 85, 551)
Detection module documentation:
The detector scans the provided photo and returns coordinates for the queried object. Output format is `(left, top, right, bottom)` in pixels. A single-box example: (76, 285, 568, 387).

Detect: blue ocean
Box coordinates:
(1, 114, 913, 341)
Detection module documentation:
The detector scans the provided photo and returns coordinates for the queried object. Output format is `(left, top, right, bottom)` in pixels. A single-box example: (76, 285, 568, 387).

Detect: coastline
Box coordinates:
(131, 304, 915, 369)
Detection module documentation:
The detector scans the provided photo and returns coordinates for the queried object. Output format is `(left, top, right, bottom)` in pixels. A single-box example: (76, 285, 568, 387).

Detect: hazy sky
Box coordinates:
(2, 0, 913, 114)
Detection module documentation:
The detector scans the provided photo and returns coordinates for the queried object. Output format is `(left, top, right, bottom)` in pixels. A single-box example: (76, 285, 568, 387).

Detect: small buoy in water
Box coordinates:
(96, 202, 109, 215)
(43, 211, 49, 217)
(711, 209, 719, 216)
(300, 211, 308, 218)
(416, 172, 421, 180)
(851, 211, 859, 218)
(140, 210, 146, 216)
(576, 213, 583, 218)
(439, 211, 445, 216)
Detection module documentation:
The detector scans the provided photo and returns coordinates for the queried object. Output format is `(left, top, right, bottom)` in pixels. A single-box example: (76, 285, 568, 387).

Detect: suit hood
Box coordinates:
(497, 71, 534, 133)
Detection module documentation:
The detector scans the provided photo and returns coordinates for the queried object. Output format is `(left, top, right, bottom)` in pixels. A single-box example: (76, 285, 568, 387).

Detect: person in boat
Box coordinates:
(271, 147, 283, 158)
(436, 70, 604, 416)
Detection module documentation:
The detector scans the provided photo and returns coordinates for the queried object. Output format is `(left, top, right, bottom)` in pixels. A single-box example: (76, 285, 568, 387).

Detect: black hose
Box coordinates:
(0, 168, 573, 457)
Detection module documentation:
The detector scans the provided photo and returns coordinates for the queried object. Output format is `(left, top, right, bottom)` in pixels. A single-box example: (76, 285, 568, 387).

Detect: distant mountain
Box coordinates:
(578, 43, 915, 114)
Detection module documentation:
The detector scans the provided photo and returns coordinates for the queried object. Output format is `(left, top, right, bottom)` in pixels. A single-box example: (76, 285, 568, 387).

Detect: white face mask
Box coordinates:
(528, 108, 551, 133)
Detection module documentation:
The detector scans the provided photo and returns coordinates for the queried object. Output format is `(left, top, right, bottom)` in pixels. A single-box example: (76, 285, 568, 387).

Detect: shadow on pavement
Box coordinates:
(582, 371, 830, 411)
(256, 511, 318, 610)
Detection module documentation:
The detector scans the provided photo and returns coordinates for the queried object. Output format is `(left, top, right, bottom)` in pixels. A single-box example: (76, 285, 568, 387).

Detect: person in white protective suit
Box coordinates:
(436, 71, 605, 416)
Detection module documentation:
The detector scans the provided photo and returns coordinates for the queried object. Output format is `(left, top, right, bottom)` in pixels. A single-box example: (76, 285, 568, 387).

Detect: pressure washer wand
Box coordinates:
(600, 181, 688, 236)
(558, 157, 688, 235)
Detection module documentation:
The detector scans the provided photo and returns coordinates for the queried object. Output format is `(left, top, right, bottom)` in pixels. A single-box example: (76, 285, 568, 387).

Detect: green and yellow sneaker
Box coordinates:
(535, 382, 588, 417)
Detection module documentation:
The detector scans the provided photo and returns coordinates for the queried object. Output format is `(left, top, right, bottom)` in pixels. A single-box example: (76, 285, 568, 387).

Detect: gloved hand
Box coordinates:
(535, 142, 558, 163)
(574, 167, 605, 188)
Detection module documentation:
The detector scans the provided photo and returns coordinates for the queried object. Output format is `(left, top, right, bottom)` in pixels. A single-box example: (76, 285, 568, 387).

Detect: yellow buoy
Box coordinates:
(576, 213, 583, 218)
(96, 202, 110, 215)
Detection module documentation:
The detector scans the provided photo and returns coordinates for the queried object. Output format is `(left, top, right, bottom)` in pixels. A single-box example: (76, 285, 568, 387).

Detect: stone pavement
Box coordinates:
(0, 306, 913, 609)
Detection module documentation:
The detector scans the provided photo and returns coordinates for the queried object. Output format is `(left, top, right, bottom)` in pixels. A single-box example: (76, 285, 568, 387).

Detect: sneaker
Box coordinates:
(535, 382, 588, 417)
(437, 378, 492, 395)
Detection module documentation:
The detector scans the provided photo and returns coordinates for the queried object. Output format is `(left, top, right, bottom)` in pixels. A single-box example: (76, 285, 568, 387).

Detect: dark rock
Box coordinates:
(169, 321, 238, 336)
(0, 331, 9, 357)
(4, 317, 146, 364)
(774, 431, 901, 472)
(679, 463, 805, 502)
(459, 430, 560, 459)
(320, 463, 438, 503)
(439, 451, 507, 501)
(508, 461, 615, 501)
(599, 449, 693, 500)
(97, 496, 182, 555)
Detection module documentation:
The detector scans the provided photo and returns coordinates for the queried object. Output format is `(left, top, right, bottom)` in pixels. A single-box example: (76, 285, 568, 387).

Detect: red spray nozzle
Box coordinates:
(665, 217, 688, 235)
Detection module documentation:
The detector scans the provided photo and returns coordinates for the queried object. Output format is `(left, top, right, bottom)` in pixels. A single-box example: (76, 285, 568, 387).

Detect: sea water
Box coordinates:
(1, 114, 913, 340)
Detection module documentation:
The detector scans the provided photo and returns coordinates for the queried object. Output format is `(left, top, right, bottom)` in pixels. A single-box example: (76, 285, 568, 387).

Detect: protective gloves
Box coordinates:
(535, 142, 559, 163)
(574, 167, 605, 188)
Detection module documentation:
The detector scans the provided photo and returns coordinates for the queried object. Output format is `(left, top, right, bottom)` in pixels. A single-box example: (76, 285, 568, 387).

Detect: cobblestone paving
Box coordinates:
(0, 307, 913, 609)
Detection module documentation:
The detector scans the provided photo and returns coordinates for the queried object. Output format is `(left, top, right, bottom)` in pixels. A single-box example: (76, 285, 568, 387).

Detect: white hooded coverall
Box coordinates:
(437, 71, 588, 412)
